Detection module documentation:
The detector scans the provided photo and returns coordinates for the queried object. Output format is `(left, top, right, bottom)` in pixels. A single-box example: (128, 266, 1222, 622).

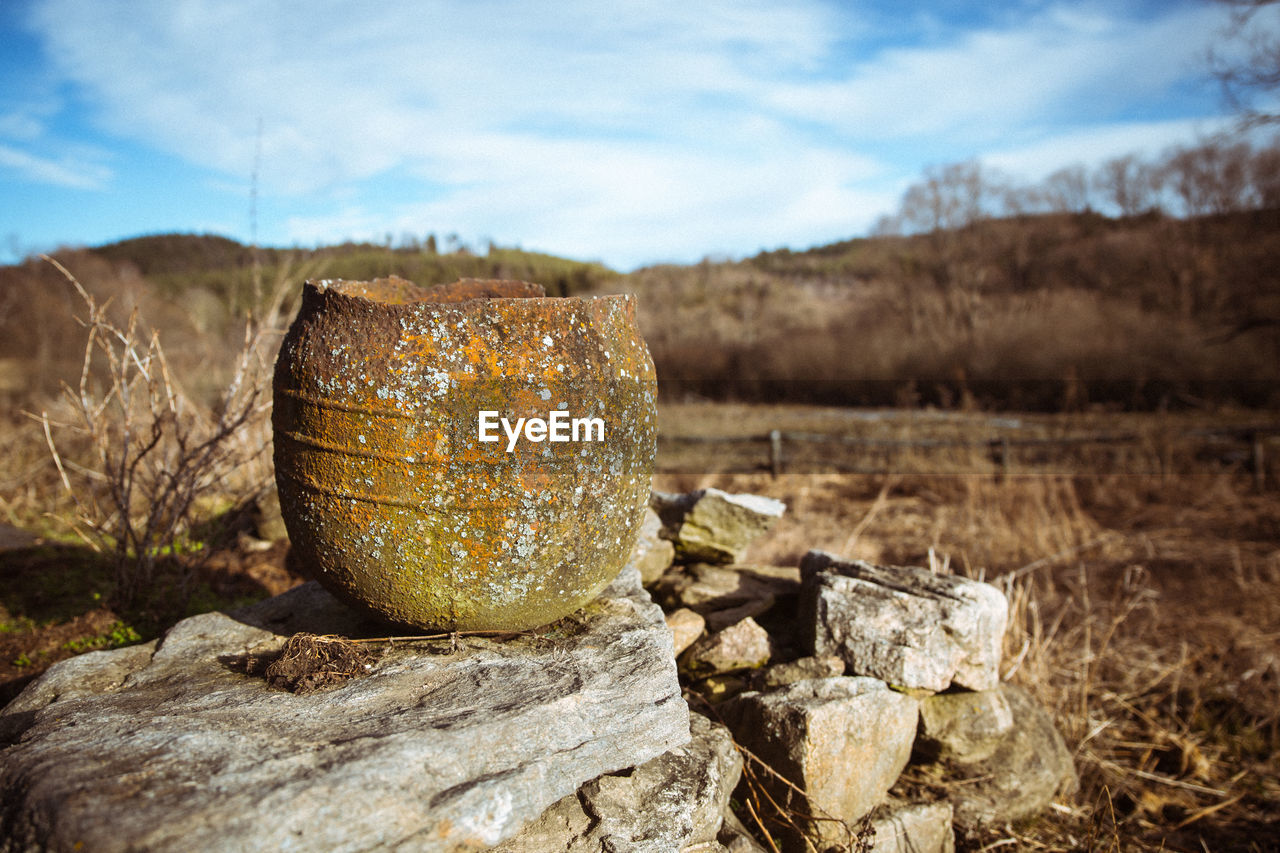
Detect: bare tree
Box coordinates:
(1163, 137, 1257, 215)
(1250, 138, 1280, 205)
(899, 160, 992, 233)
(1093, 154, 1162, 217)
(39, 256, 278, 609)
(1210, 0, 1280, 127)
(1043, 164, 1093, 213)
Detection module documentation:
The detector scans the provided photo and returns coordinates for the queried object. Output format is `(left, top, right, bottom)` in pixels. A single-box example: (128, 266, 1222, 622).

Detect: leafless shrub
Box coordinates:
(37, 255, 276, 608)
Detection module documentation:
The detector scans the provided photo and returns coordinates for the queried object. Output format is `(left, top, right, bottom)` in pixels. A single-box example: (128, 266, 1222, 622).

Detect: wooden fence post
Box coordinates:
(770, 430, 783, 478)
(1254, 432, 1266, 492)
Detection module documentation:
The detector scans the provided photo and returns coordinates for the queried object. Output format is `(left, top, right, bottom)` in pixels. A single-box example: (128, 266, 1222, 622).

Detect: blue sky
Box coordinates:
(0, 0, 1269, 270)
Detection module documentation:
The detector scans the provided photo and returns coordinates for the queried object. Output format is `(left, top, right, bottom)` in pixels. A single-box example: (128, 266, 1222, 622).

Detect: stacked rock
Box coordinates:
(0, 485, 1077, 853)
(644, 491, 1078, 852)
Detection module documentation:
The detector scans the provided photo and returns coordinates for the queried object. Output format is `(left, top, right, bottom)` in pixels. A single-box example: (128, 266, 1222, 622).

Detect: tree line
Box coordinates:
(875, 134, 1280, 236)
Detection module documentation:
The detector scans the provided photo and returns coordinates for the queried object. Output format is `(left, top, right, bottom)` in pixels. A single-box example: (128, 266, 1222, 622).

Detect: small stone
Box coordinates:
(667, 607, 706, 657)
(929, 685, 1078, 829)
(721, 676, 919, 848)
(719, 810, 770, 853)
(681, 617, 773, 677)
(752, 655, 845, 690)
(654, 489, 785, 564)
(495, 713, 742, 852)
(800, 550, 1008, 692)
(632, 507, 676, 585)
(867, 800, 955, 853)
(917, 689, 1015, 764)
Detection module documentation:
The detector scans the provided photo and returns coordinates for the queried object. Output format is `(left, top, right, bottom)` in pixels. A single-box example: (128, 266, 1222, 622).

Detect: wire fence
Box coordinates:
(656, 424, 1280, 487)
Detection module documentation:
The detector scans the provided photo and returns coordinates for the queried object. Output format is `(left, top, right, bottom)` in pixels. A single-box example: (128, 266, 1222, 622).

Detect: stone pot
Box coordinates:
(272, 277, 657, 631)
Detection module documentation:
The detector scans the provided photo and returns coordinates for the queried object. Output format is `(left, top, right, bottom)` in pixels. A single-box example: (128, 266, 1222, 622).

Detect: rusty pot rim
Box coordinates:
(304, 276, 634, 309)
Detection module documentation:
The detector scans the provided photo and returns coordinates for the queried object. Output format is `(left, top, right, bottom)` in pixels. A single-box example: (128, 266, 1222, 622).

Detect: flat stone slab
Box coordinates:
(0, 568, 688, 852)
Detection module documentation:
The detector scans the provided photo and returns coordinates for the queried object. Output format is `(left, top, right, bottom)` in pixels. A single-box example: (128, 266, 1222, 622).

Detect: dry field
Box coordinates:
(1, 295, 1278, 850)
(657, 402, 1280, 851)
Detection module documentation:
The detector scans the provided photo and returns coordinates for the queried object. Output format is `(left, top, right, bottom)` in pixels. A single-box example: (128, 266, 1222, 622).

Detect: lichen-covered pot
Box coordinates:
(272, 277, 657, 631)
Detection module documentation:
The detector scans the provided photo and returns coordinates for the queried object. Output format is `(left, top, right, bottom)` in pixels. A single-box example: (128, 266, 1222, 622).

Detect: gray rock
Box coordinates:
(495, 712, 741, 852)
(927, 685, 1078, 828)
(667, 607, 707, 657)
(654, 564, 799, 636)
(654, 489, 785, 564)
(752, 655, 845, 690)
(654, 564, 793, 612)
(917, 689, 1015, 764)
(719, 810, 769, 852)
(681, 617, 773, 677)
(0, 568, 688, 852)
(632, 506, 676, 585)
(721, 677, 919, 848)
(800, 551, 1008, 692)
(867, 801, 954, 853)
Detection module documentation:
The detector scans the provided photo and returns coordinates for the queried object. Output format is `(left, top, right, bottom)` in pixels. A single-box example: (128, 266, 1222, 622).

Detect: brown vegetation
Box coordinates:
(615, 136, 1280, 412)
(622, 207, 1280, 411)
(656, 406, 1280, 849)
(0, 207, 1277, 849)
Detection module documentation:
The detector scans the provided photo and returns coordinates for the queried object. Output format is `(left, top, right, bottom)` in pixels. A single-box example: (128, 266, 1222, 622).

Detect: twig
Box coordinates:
(41, 411, 73, 495)
(977, 840, 1020, 852)
(1096, 760, 1229, 797)
(744, 797, 780, 853)
(1172, 792, 1246, 830)
(1005, 533, 1122, 581)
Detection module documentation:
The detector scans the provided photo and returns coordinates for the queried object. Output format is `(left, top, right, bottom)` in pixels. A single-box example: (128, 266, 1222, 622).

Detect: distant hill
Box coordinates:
(78, 232, 620, 309)
(91, 233, 263, 275)
(5, 213, 1278, 411)
(622, 209, 1280, 410)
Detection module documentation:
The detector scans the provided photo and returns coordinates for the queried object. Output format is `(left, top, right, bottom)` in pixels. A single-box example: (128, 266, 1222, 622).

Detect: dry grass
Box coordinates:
(27, 257, 299, 611)
(2, 238, 1277, 848)
(655, 439, 1280, 850)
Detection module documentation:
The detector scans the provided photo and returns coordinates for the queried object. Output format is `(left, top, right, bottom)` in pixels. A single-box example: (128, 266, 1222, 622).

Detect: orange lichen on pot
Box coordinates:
(272, 276, 657, 631)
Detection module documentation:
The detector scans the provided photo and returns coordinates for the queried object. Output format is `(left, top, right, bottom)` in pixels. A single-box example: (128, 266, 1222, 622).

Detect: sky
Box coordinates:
(0, 0, 1271, 271)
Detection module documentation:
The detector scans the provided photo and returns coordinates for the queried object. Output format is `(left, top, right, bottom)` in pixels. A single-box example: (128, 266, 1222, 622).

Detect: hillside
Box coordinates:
(2, 209, 1278, 411)
(617, 209, 1280, 410)
(0, 235, 619, 402)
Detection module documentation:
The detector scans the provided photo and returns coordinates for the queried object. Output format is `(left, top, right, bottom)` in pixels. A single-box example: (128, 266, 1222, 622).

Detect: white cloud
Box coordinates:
(981, 116, 1239, 180)
(0, 142, 111, 190)
(762, 3, 1227, 145)
(0, 111, 46, 142)
(22, 0, 1244, 266)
